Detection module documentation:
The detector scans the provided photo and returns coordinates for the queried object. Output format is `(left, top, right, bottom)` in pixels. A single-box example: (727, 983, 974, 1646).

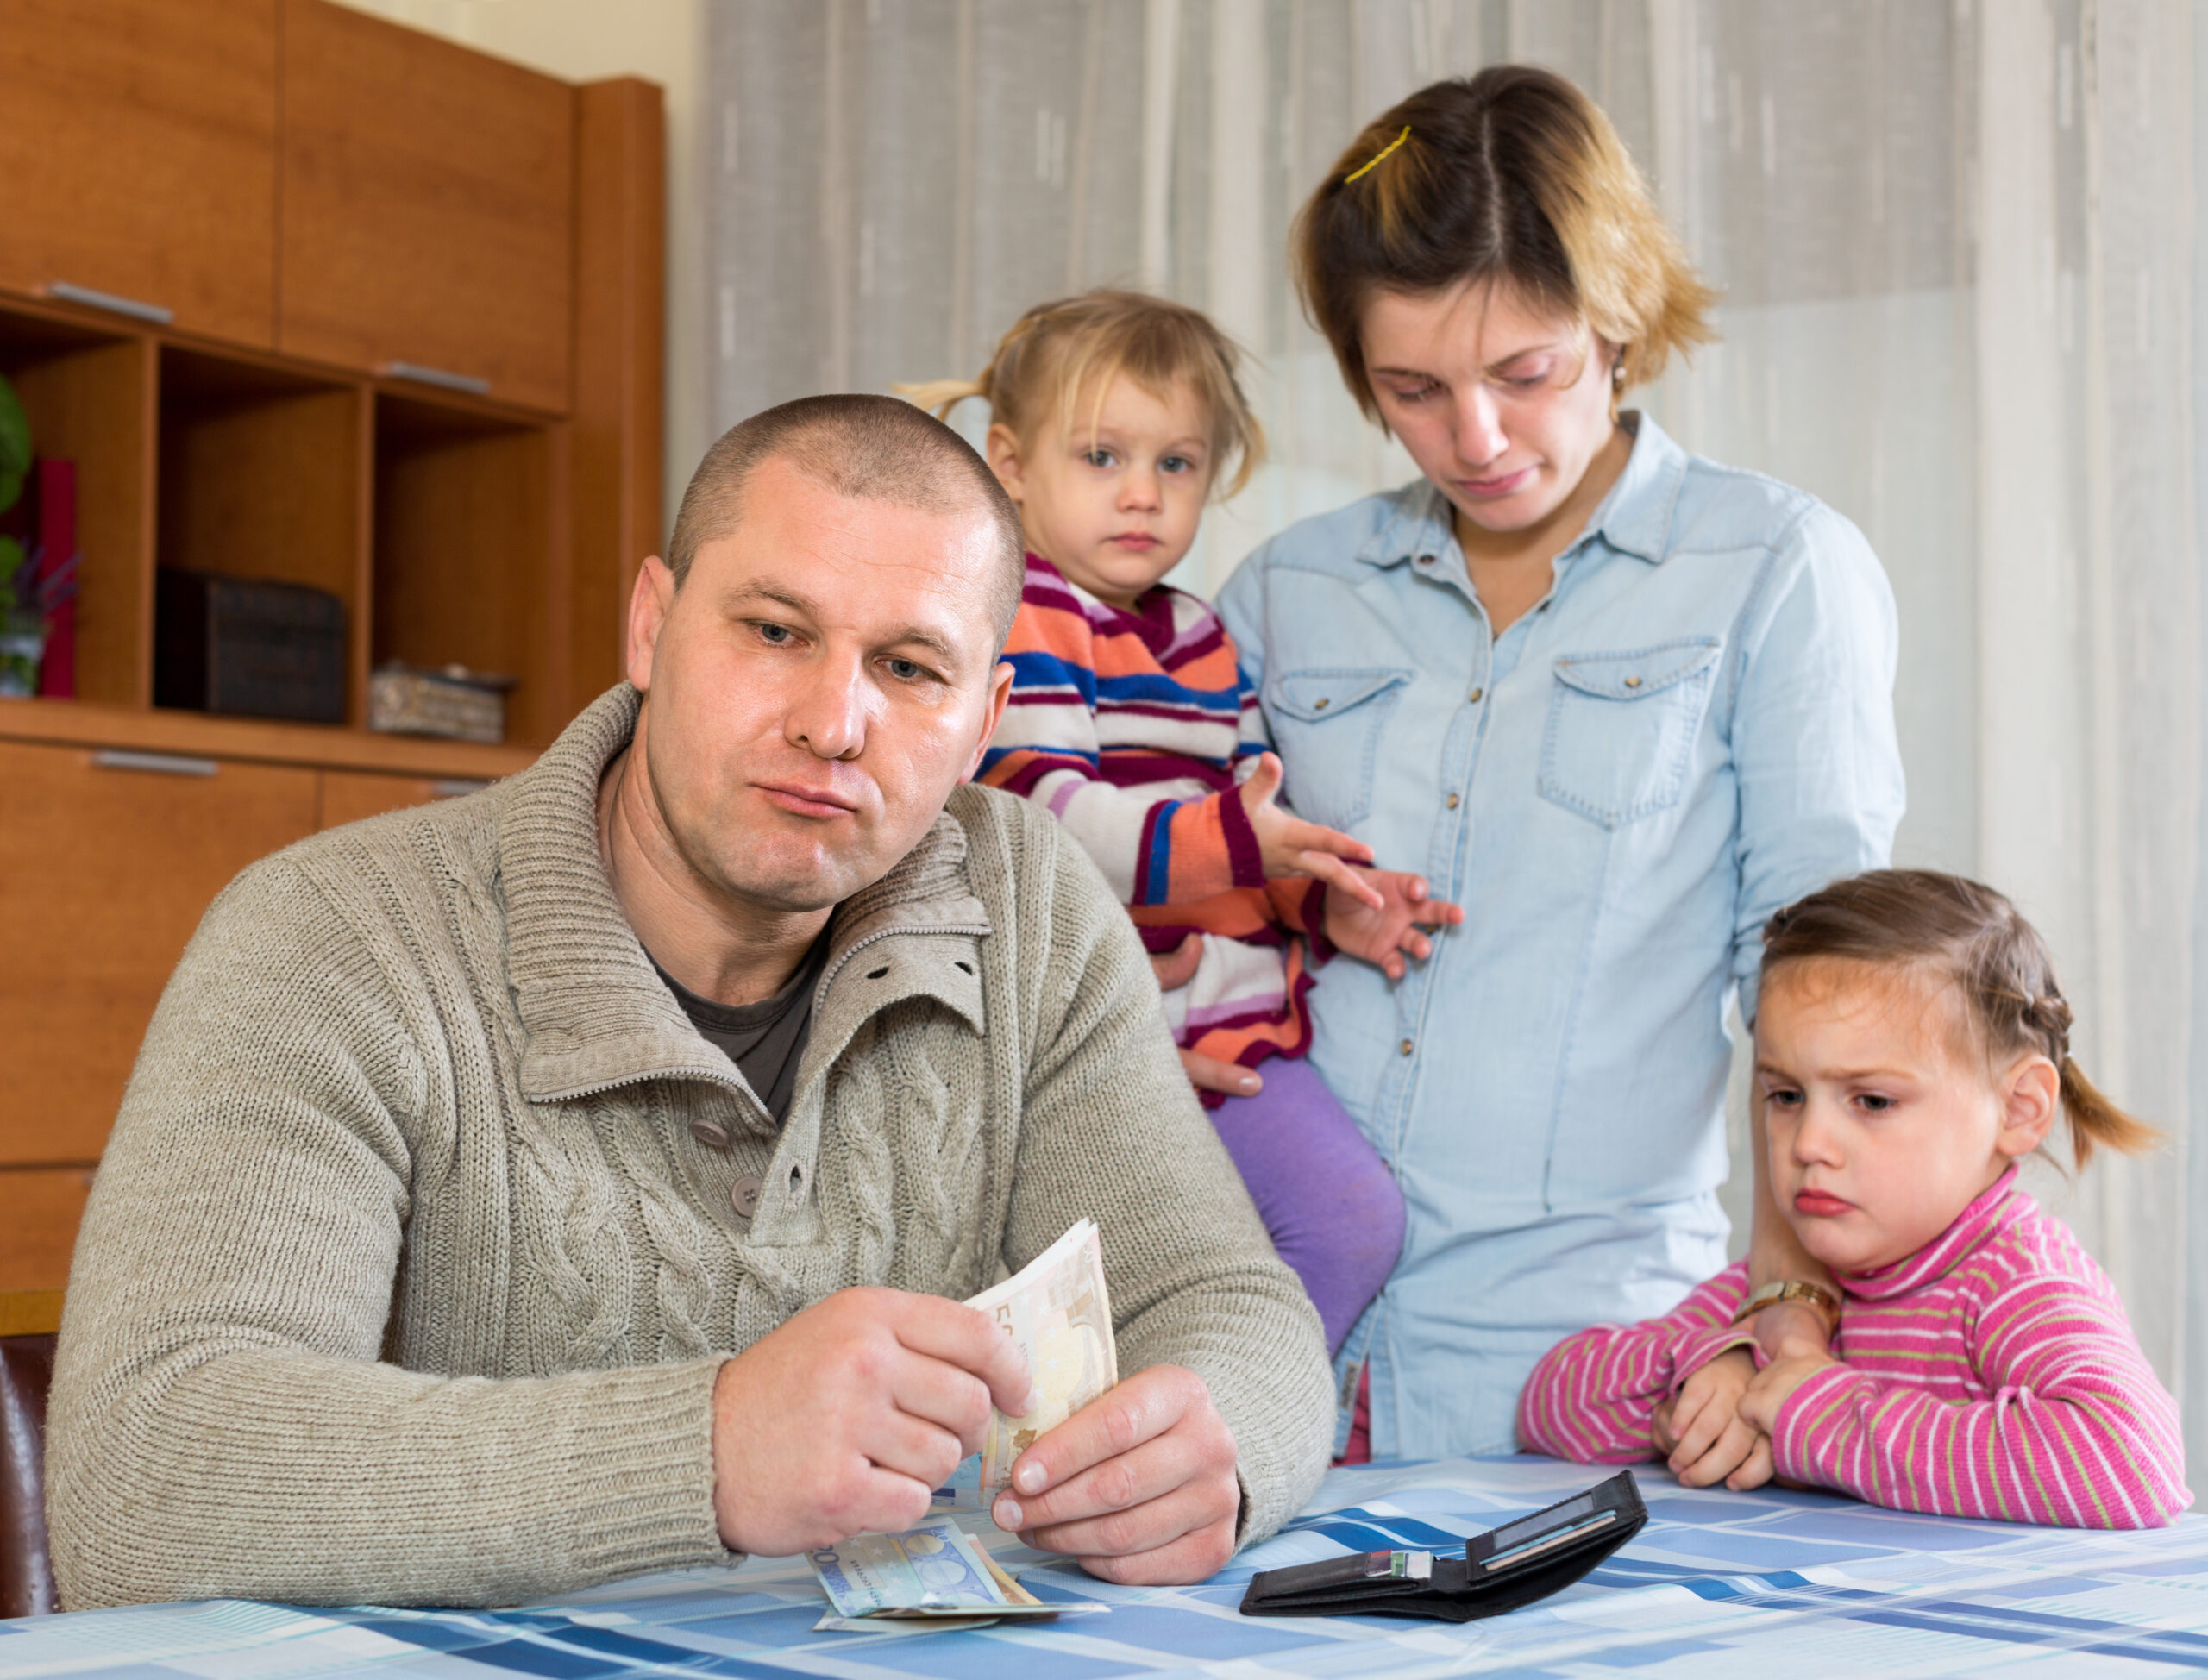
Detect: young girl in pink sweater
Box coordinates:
(1518, 869, 2188, 1528)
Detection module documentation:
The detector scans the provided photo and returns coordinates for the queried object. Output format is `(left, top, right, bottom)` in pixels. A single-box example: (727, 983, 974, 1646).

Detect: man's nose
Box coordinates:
(786, 651, 868, 759)
(1457, 384, 1509, 467)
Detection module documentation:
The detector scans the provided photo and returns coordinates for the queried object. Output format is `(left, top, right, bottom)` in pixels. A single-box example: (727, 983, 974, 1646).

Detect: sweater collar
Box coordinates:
(1835, 1168, 2029, 1300)
(497, 684, 990, 1111)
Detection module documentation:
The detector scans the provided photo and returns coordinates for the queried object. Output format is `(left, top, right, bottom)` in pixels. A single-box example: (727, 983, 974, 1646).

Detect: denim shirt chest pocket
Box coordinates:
(1538, 638, 1722, 829)
(1267, 666, 1414, 831)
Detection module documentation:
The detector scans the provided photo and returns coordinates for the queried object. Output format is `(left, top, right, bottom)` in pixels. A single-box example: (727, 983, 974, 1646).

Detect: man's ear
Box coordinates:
(626, 555, 678, 693)
(1992, 1052, 2061, 1161)
(959, 659, 1016, 784)
(984, 423, 1027, 504)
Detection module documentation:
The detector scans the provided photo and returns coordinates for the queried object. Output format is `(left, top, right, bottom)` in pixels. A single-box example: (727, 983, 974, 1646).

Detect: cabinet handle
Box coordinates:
(383, 360, 492, 397)
(91, 749, 216, 778)
(46, 281, 174, 325)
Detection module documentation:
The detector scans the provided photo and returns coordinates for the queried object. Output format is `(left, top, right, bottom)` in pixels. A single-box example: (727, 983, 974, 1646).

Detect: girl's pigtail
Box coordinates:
(893, 375, 989, 420)
(2056, 1055, 2160, 1168)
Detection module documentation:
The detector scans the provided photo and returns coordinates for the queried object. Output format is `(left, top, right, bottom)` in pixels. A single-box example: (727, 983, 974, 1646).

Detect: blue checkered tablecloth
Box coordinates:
(9, 1455, 2208, 1677)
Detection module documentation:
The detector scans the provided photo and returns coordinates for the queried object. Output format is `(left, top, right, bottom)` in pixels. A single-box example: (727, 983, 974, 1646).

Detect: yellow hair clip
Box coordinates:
(1344, 125, 1411, 184)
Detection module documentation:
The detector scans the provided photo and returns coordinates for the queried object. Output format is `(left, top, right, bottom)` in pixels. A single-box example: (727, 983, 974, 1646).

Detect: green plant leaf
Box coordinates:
(0, 535, 23, 592)
(0, 373, 28, 515)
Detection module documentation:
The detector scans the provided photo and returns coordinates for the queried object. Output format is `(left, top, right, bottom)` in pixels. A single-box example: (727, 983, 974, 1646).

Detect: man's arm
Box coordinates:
(982, 805, 1336, 1577)
(46, 860, 730, 1611)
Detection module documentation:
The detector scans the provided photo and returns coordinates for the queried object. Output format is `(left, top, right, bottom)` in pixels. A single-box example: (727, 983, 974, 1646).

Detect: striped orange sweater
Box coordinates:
(979, 556, 1327, 1096)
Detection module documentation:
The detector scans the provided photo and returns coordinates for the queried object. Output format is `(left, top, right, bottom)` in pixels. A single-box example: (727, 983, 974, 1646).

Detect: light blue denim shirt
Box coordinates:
(1214, 413, 1904, 1457)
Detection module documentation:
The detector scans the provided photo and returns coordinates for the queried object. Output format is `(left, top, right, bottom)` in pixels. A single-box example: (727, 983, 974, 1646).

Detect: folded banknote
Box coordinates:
(808, 1517, 1104, 1630)
(965, 1217, 1119, 1497)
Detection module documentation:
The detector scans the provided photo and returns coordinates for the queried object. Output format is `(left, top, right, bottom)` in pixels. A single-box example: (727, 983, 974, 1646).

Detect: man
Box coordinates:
(46, 397, 1346, 1609)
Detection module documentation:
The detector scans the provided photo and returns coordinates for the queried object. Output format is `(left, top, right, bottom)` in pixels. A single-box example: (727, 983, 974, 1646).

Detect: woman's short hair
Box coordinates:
(900, 289, 1265, 499)
(1292, 65, 1717, 419)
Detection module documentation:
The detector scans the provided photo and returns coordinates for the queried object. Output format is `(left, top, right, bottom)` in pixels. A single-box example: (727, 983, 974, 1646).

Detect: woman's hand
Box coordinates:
(1322, 872, 1465, 981)
(1238, 754, 1383, 908)
(1650, 1349, 1772, 1490)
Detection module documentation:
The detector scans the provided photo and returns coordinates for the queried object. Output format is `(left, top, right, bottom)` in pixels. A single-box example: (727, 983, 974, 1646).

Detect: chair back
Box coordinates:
(0, 1290, 63, 1619)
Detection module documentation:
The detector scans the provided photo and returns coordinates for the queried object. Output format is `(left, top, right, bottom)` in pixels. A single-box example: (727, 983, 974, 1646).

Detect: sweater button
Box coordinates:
(691, 1117, 731, 1149)
(731, 1176, 762, 1219)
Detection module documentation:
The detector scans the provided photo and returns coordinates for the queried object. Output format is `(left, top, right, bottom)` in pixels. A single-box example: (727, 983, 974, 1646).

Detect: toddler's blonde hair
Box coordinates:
(900, 289, 1265, 499)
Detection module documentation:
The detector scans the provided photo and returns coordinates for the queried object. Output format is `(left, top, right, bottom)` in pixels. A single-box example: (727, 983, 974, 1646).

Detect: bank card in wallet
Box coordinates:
(1239, 1470, 1645, 1623)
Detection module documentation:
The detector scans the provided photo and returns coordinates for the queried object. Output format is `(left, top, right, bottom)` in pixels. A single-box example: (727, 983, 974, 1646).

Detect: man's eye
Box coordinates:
(886, 658, 927, 681)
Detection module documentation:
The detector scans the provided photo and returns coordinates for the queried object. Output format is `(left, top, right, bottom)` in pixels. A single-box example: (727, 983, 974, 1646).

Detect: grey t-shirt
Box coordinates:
(653, 933, 831, 1124)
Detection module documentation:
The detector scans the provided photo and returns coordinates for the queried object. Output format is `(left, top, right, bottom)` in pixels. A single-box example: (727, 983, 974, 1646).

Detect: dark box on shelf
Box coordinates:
(154, 569, 348, 724)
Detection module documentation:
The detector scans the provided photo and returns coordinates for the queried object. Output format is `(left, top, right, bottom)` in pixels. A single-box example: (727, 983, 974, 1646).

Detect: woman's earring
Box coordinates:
(1612, 358, 1627, 387)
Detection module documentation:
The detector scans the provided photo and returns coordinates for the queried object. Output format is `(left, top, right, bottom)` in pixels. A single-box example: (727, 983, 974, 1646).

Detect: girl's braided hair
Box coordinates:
(1762, 869, 2158, 1169)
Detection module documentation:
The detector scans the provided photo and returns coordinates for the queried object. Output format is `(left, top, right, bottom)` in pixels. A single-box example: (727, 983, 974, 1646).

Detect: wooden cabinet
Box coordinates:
(279, 0, 574, 413)
(0, 738, 320, 1169)
(0, 0, 278, 347)
(0, 1168, 97, 1293)
(319, 768, 482, 829)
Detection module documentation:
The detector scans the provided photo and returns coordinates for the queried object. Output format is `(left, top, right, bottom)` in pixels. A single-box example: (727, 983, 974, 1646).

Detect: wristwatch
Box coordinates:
(1729, 1279, 1841, 1333)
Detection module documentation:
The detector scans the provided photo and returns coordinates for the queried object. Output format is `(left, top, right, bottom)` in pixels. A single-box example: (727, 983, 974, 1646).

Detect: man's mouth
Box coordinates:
(755, 781, 859, 818)
(1793, 1188, 1854, 1218)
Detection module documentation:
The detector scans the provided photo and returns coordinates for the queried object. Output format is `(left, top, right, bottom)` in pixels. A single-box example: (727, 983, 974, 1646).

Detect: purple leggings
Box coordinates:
(1207, 1056, 1406, 1356)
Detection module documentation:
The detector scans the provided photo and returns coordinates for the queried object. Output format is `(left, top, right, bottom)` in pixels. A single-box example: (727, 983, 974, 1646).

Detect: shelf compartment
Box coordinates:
(373, 392, 568, 748)
(0, 304, 154, 707)
(154, 346, 370, 722)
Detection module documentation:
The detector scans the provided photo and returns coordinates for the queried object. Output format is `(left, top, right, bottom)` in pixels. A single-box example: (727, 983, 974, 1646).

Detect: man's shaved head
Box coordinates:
(668, 394, 1028, 643)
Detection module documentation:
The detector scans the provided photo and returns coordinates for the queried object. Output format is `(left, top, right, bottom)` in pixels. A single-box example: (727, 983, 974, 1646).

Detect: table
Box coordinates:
(8, 1456, 2208, 1677)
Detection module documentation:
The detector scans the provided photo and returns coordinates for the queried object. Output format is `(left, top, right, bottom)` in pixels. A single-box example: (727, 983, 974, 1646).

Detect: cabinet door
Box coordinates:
(320, 768, 486, 829)
(279, 0, 574, 413)
(0, 0, 278, 346)
(0, 741, 318, 1167)
(0, 1166, 97, 1290)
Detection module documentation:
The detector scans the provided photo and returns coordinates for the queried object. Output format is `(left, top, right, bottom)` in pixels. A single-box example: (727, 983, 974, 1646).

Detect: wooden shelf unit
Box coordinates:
(0, 1, 668, 1289)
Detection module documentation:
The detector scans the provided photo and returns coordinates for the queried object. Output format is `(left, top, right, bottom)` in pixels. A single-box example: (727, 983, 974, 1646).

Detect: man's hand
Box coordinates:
(1321, 871, 1464, 981)
(1238, 754, 1382, 909)
(711, 1288, 1032, 1558)
(1651, 1349, 1771, 1490)
(988, 1363, 1240, 1585)
(1739, 1345, 1840, 1440)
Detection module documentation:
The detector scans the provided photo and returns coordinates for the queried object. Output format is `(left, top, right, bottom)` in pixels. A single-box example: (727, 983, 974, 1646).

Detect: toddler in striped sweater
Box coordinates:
(906, 291, 1460, 1354)
(1520, 869, 2188, 1527)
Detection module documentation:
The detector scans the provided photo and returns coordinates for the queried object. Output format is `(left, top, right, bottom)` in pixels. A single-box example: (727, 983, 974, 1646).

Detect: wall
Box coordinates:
(332, 0, 708, 539)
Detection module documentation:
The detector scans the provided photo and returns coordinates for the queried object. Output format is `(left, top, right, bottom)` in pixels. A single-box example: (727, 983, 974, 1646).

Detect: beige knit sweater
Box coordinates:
(47, 685, 1333, 1610)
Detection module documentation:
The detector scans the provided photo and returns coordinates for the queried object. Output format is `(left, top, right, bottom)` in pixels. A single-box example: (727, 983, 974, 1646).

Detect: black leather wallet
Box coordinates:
(1239, 1470, 1647, 1623)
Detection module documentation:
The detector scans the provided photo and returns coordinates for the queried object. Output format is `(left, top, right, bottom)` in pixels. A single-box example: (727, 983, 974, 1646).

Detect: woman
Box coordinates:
(1214, 66, 1904, 1458)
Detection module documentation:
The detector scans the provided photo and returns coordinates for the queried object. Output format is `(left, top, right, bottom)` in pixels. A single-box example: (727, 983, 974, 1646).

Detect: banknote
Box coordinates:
(808, 1517, 1105, 1630)
(965, 1218, 1119, 1497)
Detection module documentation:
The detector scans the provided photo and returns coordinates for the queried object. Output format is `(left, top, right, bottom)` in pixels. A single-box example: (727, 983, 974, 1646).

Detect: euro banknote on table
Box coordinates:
(808, 1518, 1104, 1631)
(966, 1217, 1118, 1497)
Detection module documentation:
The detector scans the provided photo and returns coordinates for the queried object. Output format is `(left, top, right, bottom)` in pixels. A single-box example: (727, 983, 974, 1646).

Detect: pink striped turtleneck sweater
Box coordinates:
(1516, 1171, 2189, 1528)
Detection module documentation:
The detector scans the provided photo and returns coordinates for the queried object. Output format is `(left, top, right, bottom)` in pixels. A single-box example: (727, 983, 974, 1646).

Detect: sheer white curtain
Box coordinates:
(708, 0, 2208, 1467)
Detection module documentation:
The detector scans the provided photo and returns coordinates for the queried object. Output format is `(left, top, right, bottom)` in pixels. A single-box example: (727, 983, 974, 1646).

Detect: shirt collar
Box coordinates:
(1836, 1168, 2030, 1301)
(497, 683, 989, 1110)
(1354, 410, 1690, 571)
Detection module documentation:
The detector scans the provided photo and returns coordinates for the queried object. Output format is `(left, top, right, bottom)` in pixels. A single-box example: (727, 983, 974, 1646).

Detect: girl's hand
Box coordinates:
(1322, 870, 1465, 980)
(1654, 1349, 1772, 1489)
(1238, 754, 1383, 908)
(1739, 1348, 1840, 1439)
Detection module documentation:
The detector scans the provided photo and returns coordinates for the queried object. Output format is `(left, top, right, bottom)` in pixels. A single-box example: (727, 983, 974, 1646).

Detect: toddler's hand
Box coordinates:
(1739, 1347, 1839, 1439)
(1239, 754, 1381, 908)
(1321, 870, 1465, 981)
(1659, 1349, 1772, 1490)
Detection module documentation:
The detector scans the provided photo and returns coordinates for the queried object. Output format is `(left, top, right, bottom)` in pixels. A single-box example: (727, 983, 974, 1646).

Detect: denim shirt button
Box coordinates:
(1399, 1038, 1414, 1056)
(1446, 793, 1461, 810)
(1469, 686, 1484, 704)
